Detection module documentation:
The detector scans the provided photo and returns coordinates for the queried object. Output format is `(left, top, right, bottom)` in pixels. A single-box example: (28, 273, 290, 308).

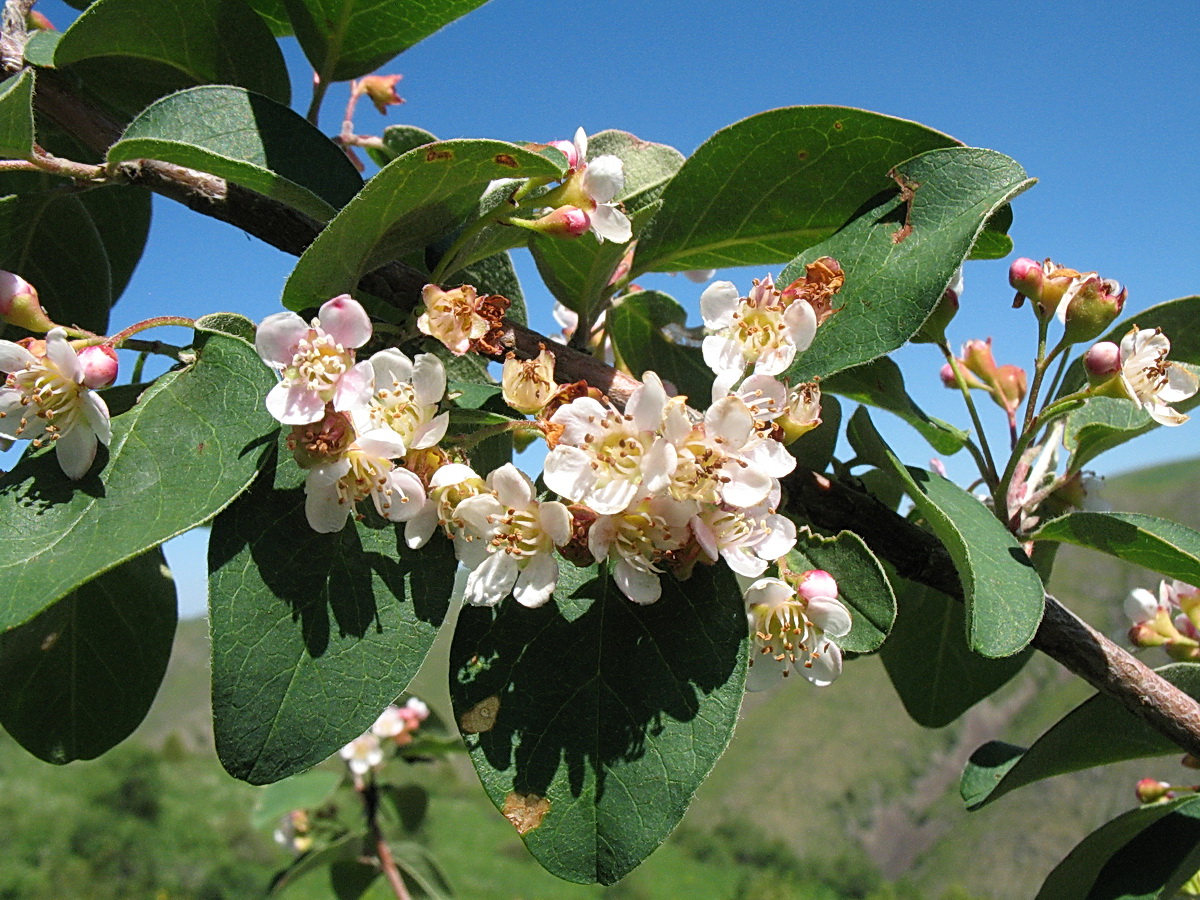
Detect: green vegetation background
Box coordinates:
(2, 459, 1194, 900)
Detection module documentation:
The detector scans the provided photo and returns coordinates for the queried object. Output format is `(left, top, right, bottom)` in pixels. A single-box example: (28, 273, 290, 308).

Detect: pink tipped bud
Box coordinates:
(0, 270, 54, 333)
(1009, 257, 1044, 302)
(797, 569, 838, 601)
(521, 205, 590, 238)
(993, 364, 1027, 414)
(1084, 341, 1122, 383)
(939, 363, 957, 388)
(1137, 778, 1172, 804)
(549, 140, 580, 169)
(960, 338, 998, 381)
(77, 344, 118, 388)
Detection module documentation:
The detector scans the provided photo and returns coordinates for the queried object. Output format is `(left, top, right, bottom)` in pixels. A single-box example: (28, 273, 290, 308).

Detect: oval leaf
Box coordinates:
(1062, 391, 1200, 471)
(788, 530, 895, 653)
(108, 85, 362, 222)
(55, 0, 290, 104)
(881, 576, 1032, 728)
(0, 548, 176, 763)
(0, 328, 277, 631)
(847, 407, 1045, 657)
(1032, 511, 1200, 586)
(634, 107, 958, 273)
(782, 147, 1034, 383)
(208, 454, 459, 785)
(0, 70, 35, 159)
(1036, 795, 1200, 900)
(961, 663, 1200, 810)
(449, 560, 747, 885)
(281, 140, 563, 312)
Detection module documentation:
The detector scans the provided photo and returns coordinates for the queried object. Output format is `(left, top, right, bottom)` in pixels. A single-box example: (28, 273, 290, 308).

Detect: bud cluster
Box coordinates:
(1009, 257, 1127, 343)
(940, 337, 1027, 421)
(338, 697, 431, 778)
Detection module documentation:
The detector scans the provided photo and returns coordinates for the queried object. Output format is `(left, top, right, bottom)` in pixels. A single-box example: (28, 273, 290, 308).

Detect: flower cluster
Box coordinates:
(338, 697, 431, 777)
(1125, 579, 1200, 660)
(256, 295, 450, 533)
(743, 569, 851, 688)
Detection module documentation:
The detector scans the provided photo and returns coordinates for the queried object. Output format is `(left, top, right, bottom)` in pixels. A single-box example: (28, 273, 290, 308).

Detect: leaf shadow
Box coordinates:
(0, 443, 107, 509)
(451, 566, 745, 805)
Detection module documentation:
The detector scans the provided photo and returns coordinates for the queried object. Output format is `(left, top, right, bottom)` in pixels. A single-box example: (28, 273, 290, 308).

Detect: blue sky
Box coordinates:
(22, 0, 1200, 616)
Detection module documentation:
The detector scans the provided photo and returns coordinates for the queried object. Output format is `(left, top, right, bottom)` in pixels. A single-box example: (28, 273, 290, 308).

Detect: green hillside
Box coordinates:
(2, 457, 1197, 899)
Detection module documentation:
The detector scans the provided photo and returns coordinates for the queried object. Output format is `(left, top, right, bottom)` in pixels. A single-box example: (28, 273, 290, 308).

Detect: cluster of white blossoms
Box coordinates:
(259, 261, 848, 686)
(338, 697, 431, 778)
(256, 295, 448, 533)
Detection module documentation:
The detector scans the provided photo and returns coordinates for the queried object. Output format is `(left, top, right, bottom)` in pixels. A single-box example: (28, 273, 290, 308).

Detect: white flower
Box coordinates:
(1116, 327, 1198, 426)
(744, 574, 851, 690)
(0, 328, 112, 479)
(339, 734, 384, 775)
(700, 274, 817, 377)
(371, 704, 408, 738)
(588, 494, 696, 604)
(454, 464, 572, 608)
(691, 503, 796, 578)
(404, 462, 486, 550)
(566, 127, 632, 244)
(256, 294, 372, 425)
(543, 372, 677, 515)
(351, 348, 448, 453)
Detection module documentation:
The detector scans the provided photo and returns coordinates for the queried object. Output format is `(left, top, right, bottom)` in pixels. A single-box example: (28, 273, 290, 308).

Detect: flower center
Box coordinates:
(288, 331, 351, 396)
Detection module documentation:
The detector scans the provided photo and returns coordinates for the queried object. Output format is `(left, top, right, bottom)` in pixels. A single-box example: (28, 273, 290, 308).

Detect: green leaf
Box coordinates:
(0, 329, 277, 631)
(782, 147, 1034, 383)
(824, 357, 968, 455)
(969, 204, 1014, 260)
(252, 770, 343, 828)
(589, 129, 684, 215)
(329, 860, 379, 900)
(193, 311, 258, 344)
(1032, 512, 1200, 586)
(0, 191, 113, 334)
(55, 0, 290, 104)
(281, 140, 562, 312)
(633, 107, 960, 273)
(881, 576, 1032, 728)
(961, 663, 1200, 810)
(283, 0, 491, 82)
(365, 124, 438, 168)
(788, 530, 895, 653)
(108, 86, 362, 222)
(246, 0, 294, 36)
(1035, 795, 1200, 900)
(449, 560, 747, 885)
(208, 453, 459, 784)
(389, 841, 455, 899)
(1062, 392, 1200, 471)
(1058, 296, 1200, 397)
(606, 289, 714, 405)
(0, 549, 176, 763)
(78, 183, 152, 304)
(847, 408, 1044, 657)
(269, 832, 364, 895)
(23, 30, 61, 68)
(0, 70, 36, 159)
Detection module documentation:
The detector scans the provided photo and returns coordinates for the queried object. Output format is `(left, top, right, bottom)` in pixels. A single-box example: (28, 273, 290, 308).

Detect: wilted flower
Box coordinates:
(0, 328, 112, 479)
(256, 294, 372, 425)
(417, 284, 508, 357)
(354, 74, 403, 114)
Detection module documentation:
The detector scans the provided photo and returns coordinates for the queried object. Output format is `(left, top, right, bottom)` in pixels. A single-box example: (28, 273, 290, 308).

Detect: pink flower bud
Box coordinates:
(1009, 257, 1044, 301)
(940, 363, 958, 387)
(523, 205, 591, 238)
(961, 338, 998, 381)
(549, 140, 579, 169)
(1084, 341, 1122, 382)
(797, 569, 838, 601)
(1136, 778, 1171, 804)
(993, 364, 1027, 414)
(1061, 275, 1127, 344)
(0, 270, 55, 333)
(1130, 622, 1168, 647)
(77, 344, 118, 388)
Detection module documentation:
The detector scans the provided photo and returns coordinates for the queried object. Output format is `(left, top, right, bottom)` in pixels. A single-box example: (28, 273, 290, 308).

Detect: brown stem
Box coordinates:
(361, 778, 412, 900)
(8, 17, 1200, 758)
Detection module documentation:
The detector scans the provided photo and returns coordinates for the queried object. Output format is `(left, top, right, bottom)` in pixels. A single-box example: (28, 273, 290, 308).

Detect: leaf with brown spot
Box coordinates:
(503, 792, 551, 835)
(460, 695, 500, 734)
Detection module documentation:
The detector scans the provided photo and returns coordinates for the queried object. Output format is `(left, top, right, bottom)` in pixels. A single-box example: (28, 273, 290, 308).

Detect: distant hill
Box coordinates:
(26, 456, 1200, 899)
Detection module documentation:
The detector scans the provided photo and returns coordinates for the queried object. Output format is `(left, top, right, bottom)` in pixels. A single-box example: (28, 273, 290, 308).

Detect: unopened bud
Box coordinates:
(1061, 275, 1127, 345)
(778, 381, 821, 445)
(993, 365, 1027, 414)
(76, 344, 118, 388)
(1009, 257, 1044, 306)
(0, 271, 54, 333)
(1084, 342, 1122, 383)
(961, 338, 998, 381)
(519, 205, 591, 238)
(797, 569, 838, 601)
(355, 74, 403, 115)
(1136, 778, 1172, 804)
(912, 272, 961, 344)
(1130, 622, 1168, 647)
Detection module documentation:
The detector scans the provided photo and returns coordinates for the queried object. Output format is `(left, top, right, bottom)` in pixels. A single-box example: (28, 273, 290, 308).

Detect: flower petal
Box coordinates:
(266, 381, 325, 425)
(319, 294, 372, 348)
(45, 329, 83, 384)
(699, 282, 739, 329)
(514, 553, 558, 608)
(613, 558, 662, 605)
(54, 421, 98, 479)
(465, 552, 519, 607)
(589, 204, 632, 244)
(0, 340, 36, 373)
(81, 390, 112, 446)
(255, 311, 308, 366)
(582, 155, 625, 204)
